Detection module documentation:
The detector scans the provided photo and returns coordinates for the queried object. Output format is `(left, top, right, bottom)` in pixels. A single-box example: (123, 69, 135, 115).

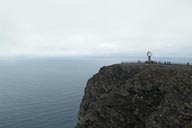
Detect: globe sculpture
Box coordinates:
(147, 51, 152, 63)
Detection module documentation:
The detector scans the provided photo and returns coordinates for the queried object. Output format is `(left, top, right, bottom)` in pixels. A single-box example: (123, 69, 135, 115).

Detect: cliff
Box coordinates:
(77, 63, 192, 128)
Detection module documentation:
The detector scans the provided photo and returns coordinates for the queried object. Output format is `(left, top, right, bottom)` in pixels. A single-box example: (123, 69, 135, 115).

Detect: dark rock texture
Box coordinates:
(77, 64, 192, 128)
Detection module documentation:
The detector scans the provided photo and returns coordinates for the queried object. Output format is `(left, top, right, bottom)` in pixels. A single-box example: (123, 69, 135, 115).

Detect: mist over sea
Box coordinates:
(0, 56, 191, 128)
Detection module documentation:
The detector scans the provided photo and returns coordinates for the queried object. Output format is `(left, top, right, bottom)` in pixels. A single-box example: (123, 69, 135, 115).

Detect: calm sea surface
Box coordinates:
(0, 57, 190, 128)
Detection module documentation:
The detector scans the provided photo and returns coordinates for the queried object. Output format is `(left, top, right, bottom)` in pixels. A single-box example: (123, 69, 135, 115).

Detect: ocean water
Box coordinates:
(0, 57, 124, 128)
(0, 57, 190, 128)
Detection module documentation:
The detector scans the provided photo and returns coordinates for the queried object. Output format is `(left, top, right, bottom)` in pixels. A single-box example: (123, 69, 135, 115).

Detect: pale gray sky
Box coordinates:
(0, 0, 192, 57)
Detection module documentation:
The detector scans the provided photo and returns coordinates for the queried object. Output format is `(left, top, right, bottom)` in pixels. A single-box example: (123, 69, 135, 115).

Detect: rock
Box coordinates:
(77, 63, 192, 128)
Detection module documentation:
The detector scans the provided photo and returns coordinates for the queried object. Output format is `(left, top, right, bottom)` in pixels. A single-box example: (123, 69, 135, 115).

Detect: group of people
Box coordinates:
(138, 60, 190, 66)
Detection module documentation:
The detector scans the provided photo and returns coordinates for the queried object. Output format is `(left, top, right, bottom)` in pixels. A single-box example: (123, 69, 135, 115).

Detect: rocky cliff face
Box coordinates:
(77, 64, 192, 128)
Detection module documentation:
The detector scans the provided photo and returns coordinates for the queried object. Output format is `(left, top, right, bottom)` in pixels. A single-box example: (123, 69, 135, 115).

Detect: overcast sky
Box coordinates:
(0, 0, 192, 57)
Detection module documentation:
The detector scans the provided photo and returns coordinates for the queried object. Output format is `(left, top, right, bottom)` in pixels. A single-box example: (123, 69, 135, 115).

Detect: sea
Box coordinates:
(0, 56, 191, 128)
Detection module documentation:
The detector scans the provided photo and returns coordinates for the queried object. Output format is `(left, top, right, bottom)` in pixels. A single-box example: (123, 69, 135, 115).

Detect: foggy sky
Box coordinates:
(0, 0, 192, 57)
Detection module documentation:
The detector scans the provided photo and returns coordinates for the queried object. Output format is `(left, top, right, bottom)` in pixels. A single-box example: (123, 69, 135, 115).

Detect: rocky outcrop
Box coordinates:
(77, 64, 192, 128)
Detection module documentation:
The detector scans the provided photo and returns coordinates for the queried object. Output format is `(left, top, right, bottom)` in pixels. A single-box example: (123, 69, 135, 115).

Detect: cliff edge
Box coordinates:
(77, 64, 192, 128)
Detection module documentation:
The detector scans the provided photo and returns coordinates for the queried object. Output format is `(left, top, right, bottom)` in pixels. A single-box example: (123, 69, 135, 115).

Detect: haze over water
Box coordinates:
(0, 57, 191, 128)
